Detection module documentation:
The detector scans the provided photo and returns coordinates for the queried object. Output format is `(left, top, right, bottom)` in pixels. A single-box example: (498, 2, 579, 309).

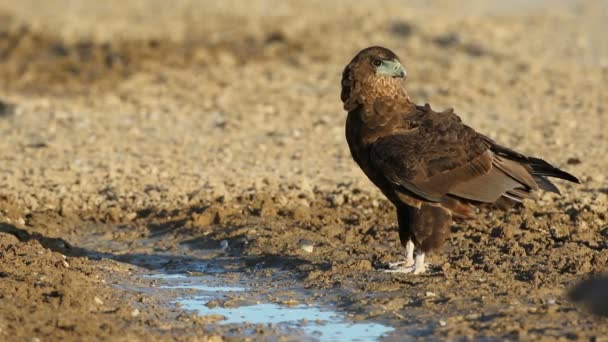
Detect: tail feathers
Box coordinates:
(527, 157, 580, 184)
(485, 137, 579, 185)
(533, 175, 561, 194)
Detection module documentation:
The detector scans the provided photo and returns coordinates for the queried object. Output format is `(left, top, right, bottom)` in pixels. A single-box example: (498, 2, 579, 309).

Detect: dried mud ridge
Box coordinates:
(0, 25, 304, 94)
(1, 188, 607, 340)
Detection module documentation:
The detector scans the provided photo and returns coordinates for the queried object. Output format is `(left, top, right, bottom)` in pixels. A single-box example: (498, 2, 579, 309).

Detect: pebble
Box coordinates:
(281, 299, 300, 307)
(298, 239, 314, 253)
(55, 260, 70, 268)
(125, 212, 138, 221)
(206, 300, 219, 309)
(94, 297, 104, 305)
(198, 314, 226, 323)
(131, 308, 140, 317)
(219, 240, 229, 250)
(328, 194, 344, 207)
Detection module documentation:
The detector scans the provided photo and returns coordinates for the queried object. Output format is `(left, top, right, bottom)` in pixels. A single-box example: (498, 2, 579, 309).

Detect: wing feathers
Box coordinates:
(493, 156, 538, 190)
(366, 106, 578, 208)
(449, 166, 523, 202)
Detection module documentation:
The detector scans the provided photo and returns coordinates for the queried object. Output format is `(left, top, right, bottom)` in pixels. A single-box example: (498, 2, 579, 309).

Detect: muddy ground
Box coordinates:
(0, 0, 607, 340)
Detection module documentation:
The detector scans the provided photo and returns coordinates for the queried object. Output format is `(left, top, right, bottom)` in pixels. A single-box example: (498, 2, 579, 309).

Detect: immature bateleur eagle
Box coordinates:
(341, 46, 579, 274)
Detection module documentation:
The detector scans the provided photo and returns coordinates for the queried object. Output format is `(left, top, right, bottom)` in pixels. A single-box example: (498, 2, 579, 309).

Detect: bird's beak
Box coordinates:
(377, 59, 407, 79)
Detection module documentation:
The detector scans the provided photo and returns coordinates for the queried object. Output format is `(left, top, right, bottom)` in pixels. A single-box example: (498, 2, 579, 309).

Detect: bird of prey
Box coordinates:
(341, 46, 579, 274)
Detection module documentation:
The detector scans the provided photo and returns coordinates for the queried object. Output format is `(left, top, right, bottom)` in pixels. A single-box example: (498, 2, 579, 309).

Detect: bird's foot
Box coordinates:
(387, 240, 415, 269)
(384, 263, 428, 274)
(384, 265, 416, 274)
(384, 253, 428, 274)
(387, 259, 415, 269)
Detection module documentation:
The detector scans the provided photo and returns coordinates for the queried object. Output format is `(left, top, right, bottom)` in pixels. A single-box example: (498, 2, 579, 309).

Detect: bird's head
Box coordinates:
(341, 46, 408, 111)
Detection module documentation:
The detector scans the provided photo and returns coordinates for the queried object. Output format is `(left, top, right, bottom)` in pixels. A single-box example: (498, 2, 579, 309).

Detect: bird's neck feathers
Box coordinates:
(352, 75, 415, 113)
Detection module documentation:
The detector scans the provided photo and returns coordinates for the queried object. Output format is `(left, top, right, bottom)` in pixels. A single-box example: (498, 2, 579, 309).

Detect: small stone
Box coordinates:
(206, 300, 219, 309)
(191, 208, 219, 226)
(94, 297, 104, 305)
(550, 225, 570, 240)
(439, 319, 447, 327)
(55, 260, 70, 268)
(131, 308, 140, 317)
(219, 240, 229, 250)
(566, 157, 581, 165)
(259, 200, 277, 217)
(106, 207, 121, 222)
(281, 299, 300, 307)
(290, 205, 310, 220)
(426, 291, 437, 297)
(198, 314, 226, 323)
(298, 239, 314, 253)
(355, 259, 372, 271)
(125, 212, 137, 221)
(328, 194, 344, 207)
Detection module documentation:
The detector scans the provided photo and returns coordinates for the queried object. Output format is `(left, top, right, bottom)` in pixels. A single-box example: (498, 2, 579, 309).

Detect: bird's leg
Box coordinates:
(388, 240, 415, 268)
(385, 240, 417, 273)
(412, 252, 427, 275)
(385, 249, 429, 274)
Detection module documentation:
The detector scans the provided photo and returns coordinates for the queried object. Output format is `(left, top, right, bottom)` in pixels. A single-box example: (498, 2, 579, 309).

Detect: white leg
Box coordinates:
(413, 252, 427, 274)
(405, 240, 414, 265)
(388, 240, 415, 268)
(385, 250, 429, 275)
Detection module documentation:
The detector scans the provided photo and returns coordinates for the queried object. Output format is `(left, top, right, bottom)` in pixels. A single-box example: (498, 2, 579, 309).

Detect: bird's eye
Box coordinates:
(372, 59, 383, 67)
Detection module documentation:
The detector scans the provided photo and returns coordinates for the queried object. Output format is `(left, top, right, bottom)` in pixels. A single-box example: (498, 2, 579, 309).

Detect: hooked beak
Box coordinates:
(377, 59, 407, 79)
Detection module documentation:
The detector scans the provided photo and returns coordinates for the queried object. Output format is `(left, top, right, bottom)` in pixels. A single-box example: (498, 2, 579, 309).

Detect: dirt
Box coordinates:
(0, 0, 607, 340)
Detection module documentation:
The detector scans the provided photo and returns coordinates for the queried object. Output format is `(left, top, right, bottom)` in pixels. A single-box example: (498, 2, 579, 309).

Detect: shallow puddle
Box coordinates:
(146, 271, 395, 341)
(76, 232, 398, 340)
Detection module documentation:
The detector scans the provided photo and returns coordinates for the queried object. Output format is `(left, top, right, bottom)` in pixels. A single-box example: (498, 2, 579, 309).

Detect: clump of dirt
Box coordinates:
(1, 229, 151, 340)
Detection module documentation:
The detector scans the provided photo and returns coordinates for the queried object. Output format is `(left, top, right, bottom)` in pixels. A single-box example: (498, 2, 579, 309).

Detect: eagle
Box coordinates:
(341, 46, 579, 274)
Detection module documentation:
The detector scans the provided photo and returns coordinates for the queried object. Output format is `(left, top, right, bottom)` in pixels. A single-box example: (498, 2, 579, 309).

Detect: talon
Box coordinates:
(388, 260, 414, 269)
(385, 252, 429, 275)
(384, 265, 416, 274)
(387, 240, 415, 269)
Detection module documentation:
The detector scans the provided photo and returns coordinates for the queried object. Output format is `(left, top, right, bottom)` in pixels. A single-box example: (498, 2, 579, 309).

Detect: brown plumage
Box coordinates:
(342, 46, 579, 274)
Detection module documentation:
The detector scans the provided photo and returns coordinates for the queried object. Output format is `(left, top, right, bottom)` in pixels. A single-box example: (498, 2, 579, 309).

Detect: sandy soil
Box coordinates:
(0, 0, 607, 340)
